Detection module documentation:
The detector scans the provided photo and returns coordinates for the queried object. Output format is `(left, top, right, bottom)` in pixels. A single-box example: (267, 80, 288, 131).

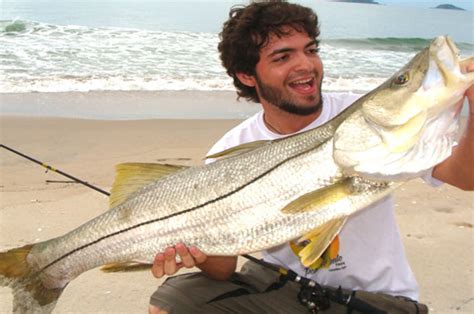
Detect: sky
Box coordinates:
(378, 0, 473, 10)
(185, 0, 474, 11)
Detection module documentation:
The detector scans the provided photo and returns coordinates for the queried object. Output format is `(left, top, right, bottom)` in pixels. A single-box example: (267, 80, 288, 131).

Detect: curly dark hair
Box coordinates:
(218, 0, 320, 103)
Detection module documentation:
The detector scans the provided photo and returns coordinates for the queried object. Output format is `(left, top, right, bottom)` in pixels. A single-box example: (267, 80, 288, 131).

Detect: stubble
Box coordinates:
(255, 74, 323, 116)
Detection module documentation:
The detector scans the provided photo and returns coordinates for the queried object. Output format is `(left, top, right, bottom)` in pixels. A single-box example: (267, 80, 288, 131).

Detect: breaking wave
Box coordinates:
(1, 20, 472, 93)
(324, 37, 474, 53)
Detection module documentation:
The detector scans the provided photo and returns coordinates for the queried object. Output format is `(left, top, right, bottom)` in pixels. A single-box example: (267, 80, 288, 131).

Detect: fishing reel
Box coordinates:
(296, 277, 331, 312)
(296, 277, 387, 314)
(244, 256, 386, 314)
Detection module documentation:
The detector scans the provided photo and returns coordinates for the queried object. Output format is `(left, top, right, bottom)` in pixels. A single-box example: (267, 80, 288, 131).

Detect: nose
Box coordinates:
(293, 52, 315, 72)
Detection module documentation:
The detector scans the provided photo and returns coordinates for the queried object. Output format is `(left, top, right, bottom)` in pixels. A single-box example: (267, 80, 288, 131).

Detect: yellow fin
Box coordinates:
(297, 218, 347, 268)
(303, 235, 341, 270)
(101, 261, 152, 273)
(206, 140, 271, 160)
(281, 179, 352, 214)
(0, 244, 33, 278)
(281, 179, 350, 268)
(297, 217, 345, 244)
(110, 162, 188, 208)
(320, 235, 340, 268)
(0, 244, 66, 311)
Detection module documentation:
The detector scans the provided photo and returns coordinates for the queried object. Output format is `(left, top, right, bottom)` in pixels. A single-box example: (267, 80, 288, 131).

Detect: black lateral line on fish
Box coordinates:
(39, 139, 331, 273)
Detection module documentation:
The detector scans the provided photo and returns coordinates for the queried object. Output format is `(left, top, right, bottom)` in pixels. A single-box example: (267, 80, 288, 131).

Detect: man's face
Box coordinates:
(253, 28, 323, 116)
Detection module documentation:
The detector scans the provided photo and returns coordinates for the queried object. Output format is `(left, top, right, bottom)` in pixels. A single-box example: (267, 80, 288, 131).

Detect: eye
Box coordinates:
(394, 72, 410, 85)
(306, 47, 320, 55)
(273, 55, 289, 63)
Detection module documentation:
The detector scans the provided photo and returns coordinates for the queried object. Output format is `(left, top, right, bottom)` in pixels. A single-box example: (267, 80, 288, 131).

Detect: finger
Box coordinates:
(460, 60, 474, 108)
(174, 262, 185, 274)
(163, 247, 179, 275)
(460, 57, 474, 73)
(151, 253, 165, 278)
(175, 243, 195, 268)
(466, 88, 474, 105)
(189, 246, 208, 264)
(466, 59, 474, 73)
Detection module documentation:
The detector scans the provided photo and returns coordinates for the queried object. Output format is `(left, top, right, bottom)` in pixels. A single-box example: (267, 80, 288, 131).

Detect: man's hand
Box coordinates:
(460, 57, 474, 109)
(151, 243, 207, 279)
(432, 57, 474, 190)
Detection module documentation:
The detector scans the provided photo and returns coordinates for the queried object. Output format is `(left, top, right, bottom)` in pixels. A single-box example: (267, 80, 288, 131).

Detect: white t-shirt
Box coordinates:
(207, 92, 420, 300)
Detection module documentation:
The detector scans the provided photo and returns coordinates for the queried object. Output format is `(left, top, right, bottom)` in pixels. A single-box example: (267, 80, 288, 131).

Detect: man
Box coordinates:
(149, 1, 474, 313)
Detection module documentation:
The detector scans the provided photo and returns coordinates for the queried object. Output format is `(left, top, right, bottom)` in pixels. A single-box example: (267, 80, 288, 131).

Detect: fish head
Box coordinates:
(362, 36, 466, 131)
(333, 35, 474, 181)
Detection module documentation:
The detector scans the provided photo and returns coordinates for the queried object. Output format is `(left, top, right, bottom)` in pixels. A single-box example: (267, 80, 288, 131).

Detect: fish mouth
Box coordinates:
(373, 36, 462, 132)
(422, 35, 460, 91)
(333, 35, 471, 181)
(288, 77, 316, 94)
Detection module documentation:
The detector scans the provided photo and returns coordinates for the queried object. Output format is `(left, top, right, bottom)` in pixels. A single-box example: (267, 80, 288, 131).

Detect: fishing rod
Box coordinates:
(1, 144, 384, 313)
(1, 144, 259, 258)
(1, 144, 264, 267)
(1, 144, 110, 196)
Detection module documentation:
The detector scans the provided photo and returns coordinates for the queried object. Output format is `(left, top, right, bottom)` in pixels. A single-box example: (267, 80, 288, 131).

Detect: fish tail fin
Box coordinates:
(0, 244, 65, 313)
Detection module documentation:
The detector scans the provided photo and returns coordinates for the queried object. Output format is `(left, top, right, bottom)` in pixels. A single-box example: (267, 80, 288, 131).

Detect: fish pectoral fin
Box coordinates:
(280, 179, 352, 214)
(297, 217, 347, 244)
(280, 179, 350, 268)
(100, 261, 152, 273)
(297, 217, 346, 268)
(205, 140, 271, 160)
(110, 162, 188, 208)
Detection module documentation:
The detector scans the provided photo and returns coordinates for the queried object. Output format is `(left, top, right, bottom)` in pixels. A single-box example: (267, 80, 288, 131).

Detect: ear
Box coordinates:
(235, 72, 257, 87)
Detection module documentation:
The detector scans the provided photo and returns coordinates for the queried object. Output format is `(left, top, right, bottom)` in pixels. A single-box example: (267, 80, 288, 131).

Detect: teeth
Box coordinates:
(292, 78, 312, 85)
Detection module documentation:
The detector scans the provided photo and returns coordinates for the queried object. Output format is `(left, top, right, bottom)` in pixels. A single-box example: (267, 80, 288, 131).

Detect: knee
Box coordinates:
(148, 304, 168, 314)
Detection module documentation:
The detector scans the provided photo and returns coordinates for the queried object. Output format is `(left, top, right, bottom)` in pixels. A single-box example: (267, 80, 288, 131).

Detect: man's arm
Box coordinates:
(151, 243, 238, 281)
(432, 60, 474, 190)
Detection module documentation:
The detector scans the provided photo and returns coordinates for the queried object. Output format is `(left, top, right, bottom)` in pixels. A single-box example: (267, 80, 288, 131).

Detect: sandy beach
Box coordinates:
(0, 91, 259, 120)
(0, 113, 473, 313)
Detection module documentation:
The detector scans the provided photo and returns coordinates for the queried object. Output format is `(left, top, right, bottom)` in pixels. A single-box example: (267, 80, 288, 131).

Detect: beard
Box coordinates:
(255, 74, 323, 116)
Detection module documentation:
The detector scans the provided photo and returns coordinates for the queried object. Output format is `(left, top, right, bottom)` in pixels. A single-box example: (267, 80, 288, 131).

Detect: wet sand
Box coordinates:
(0, 91, 258, 120)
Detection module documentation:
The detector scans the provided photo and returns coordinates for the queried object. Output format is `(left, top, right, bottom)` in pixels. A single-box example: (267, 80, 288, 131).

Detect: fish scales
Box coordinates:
(28, 121, 339, 286)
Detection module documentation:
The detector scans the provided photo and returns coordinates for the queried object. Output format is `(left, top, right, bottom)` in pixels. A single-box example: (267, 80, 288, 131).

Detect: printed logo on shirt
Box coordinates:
(289, 235, 340, 270)
(304, 254, 347, 275)
(328, 255, 347, 272)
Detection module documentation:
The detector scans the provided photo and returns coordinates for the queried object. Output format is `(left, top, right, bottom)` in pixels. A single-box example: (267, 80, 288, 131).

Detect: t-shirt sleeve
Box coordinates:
(324, 92, 363, 118)
(419, 139, 461, 187)
(420, 168, 444, 187)
(205, 114, 260, 164)
(343, 92, 363, 108)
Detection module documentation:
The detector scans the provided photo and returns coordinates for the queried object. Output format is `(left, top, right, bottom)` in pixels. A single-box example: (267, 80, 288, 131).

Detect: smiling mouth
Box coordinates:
(288, 77, 316, 93)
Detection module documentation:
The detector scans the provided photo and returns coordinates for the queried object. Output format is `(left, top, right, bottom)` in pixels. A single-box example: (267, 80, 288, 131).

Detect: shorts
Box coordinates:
(150, 261, 428, 314)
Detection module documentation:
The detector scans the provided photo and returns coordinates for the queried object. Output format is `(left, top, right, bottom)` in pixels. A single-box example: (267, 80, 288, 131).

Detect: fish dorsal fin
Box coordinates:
(110, 162, 188, 208)
(280, 178, 352, 214)
(101, 261, 152, 273)
(206, 140, 271, 160)
(296, 217, 347, 268)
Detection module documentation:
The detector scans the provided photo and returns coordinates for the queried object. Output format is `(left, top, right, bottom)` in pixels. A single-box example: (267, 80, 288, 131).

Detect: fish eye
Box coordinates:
(394, 73, 410, 85)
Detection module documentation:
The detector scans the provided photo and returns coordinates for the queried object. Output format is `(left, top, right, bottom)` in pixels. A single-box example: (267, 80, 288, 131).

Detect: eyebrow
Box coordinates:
(267, 40, 318, 58)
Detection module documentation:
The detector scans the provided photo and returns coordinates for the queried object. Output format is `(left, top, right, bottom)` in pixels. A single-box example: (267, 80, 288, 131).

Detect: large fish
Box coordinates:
(1, 36, 473, 313)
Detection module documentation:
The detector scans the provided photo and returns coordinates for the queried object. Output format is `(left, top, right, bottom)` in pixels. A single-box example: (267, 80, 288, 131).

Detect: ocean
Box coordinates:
(1, 0, 473, 95)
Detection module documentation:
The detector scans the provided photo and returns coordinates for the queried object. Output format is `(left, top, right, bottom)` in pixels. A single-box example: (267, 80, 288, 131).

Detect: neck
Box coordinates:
(262, 103, 323, 135)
